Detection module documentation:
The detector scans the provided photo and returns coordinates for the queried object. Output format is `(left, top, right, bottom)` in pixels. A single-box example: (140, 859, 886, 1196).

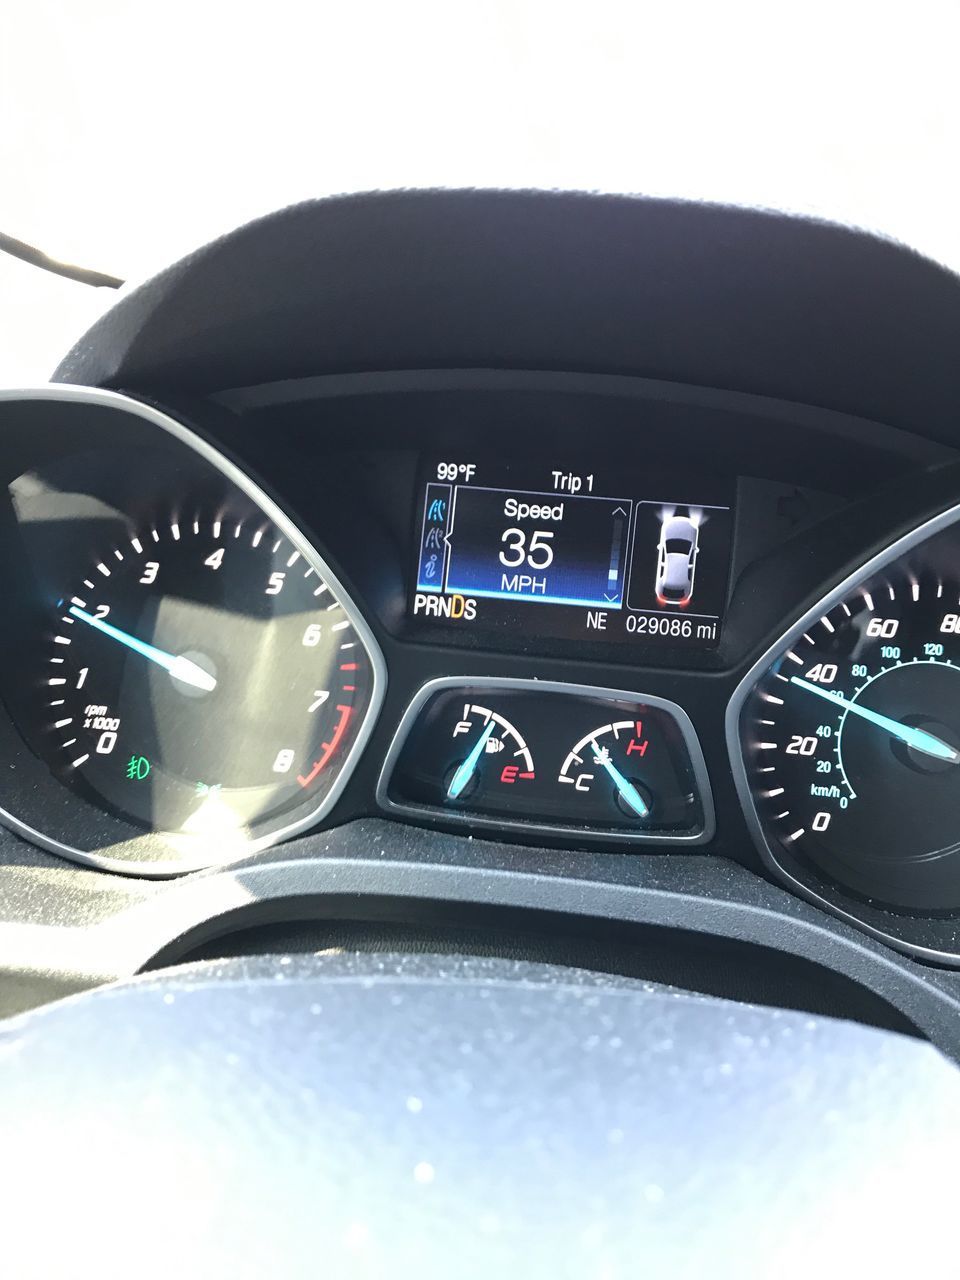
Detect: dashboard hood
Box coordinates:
(53, 188, 960, 444)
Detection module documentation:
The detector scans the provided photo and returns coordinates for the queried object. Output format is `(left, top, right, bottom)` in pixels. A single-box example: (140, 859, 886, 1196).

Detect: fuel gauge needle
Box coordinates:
(591, 740, 650, 818)
(447, 720, 496, 800)
(69, 606, 217, 693)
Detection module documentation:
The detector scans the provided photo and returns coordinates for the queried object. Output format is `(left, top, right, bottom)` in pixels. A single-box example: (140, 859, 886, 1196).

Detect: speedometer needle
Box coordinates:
(790, 675, 958, 762)
(591, 740, 650, 817)
(68, 606, 217, 693)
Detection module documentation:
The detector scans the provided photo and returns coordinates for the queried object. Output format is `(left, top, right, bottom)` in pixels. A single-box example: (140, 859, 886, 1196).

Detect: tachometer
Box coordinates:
(729, 506, 960, 959)
(37, 509, 380, 858)
(0, 387, 385, 874)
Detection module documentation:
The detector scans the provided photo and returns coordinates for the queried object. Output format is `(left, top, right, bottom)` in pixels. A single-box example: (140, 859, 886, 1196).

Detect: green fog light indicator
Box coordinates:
(125, 755, 151, 781)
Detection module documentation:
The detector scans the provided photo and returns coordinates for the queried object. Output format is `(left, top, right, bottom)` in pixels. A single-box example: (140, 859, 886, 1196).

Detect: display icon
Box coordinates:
(125, 755, 150, 780)
(417, 482, 453, 592)
(654, 513, 700, 607)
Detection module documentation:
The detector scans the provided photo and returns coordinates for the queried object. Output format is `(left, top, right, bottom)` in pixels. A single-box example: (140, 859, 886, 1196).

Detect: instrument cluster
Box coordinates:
(1, 385, 960, 965)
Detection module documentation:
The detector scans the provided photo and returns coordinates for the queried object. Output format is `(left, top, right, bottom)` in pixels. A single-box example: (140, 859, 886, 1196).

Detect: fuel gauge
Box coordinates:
(379, 677, 713, 844)
(444, 702, 536, 802)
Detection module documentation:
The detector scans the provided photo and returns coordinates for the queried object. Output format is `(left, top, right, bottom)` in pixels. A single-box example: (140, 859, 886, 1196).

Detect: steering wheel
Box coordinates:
(1, 951, 956, 1277)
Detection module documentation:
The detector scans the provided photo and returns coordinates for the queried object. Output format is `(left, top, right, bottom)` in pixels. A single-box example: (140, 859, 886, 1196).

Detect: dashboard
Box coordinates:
(2, 377, 959, 947)
(4, 189, 960, 1062)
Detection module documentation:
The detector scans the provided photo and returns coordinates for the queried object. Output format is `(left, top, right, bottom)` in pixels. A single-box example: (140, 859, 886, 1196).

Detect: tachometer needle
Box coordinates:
(447, 719, 497, 800)
(591, 739, 650, 817)
(68, 606, 217, 693)
(790, 675, 958, 762)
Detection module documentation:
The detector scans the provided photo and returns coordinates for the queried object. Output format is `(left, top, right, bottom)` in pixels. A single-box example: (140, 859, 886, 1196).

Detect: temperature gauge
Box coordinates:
(559, 720, 655, 819)
(379, 678, 713, 843)
(553, 714, 707, 832)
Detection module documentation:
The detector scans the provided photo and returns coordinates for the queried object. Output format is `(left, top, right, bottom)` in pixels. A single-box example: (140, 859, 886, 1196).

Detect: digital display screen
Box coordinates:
(411, 457, 734, 648)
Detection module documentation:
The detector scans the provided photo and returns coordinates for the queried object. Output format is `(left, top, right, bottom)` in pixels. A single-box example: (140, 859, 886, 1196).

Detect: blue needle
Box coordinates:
(591, 740, 650, 817)
(447, 719, 497, 800)
(790, 675, 958, 762)
(69, 606, 217, 692)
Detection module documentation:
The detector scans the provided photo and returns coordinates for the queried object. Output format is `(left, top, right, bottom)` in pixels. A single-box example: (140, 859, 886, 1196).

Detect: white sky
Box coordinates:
(2, 0, 959, 384)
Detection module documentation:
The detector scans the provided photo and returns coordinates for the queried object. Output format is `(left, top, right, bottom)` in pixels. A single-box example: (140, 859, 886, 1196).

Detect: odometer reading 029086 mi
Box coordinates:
(736, 551, 960, 912)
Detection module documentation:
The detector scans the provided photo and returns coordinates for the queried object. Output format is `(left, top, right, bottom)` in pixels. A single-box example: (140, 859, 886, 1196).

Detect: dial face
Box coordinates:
(558, 719, 661, 821)
(39, 514, 376, 849)
(735, 530, 960, 913)
(442, 703, 537, 803)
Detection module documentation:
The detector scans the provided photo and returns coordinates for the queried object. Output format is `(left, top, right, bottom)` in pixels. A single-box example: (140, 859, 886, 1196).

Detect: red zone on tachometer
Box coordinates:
(296, 662, 359, 786)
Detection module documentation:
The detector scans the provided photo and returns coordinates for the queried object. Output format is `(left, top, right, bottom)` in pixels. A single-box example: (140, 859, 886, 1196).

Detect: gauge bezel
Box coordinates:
(377, 675, 716, 844)
(726, 496, 960, 965)
(0, 385, 387, 876)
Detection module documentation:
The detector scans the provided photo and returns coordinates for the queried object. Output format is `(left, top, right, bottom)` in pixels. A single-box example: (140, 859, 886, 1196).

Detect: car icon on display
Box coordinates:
(655, 514, 699, 606)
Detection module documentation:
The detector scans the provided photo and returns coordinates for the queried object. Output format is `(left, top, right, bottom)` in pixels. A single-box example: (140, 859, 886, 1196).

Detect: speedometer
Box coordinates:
(729, 505, 960, 960)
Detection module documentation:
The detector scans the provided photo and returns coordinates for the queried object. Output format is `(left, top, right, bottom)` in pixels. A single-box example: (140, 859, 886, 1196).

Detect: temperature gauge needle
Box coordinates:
(790, 675, 959, 762)
(69, 606, 217, 693)
(447, 720, 497, 800)
(591, 739, 649, 817)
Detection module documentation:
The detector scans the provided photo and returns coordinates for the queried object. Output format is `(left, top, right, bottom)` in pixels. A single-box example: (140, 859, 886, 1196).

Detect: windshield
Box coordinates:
(3, 1, 958, 383)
